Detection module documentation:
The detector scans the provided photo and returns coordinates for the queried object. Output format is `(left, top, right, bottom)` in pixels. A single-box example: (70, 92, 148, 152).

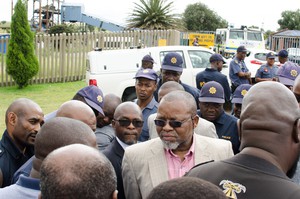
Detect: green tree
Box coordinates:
(6, 0, 39, 88)
(183, 3, 227, 31)
(48, 24, 78, 34)
(127, 0, 179, 29)
(278, 9, 300, 30)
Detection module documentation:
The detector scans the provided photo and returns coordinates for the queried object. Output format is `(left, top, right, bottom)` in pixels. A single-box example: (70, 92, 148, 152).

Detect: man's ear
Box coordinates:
(192, 115, 199, 129)
(38, 192, 42, 199)
(111, 120, 116, 129)
(7, 112, 17, 126)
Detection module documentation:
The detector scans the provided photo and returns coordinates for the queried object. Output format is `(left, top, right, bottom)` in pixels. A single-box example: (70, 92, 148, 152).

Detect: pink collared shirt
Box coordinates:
(164, 136, 195, 179)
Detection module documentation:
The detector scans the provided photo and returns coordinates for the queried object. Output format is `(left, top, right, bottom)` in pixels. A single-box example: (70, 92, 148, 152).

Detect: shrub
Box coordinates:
(6, 0, 39, 88)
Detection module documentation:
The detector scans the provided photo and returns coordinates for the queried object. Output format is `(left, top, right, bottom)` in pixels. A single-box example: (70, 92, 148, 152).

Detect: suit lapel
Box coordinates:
(194, 134, 211, 164)
(148, 139, 169, 188)
(112, 139, 124, 158)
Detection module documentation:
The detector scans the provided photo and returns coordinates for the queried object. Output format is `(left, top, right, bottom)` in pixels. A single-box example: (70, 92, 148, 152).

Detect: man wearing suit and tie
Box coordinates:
(122, 91, 234, 199)
(103, 102, 143, 199)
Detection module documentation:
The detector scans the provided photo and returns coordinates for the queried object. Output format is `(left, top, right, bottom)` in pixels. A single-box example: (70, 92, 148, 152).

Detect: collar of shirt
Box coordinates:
(135, 96, 158, 111)
(206, 68, 218, 72)
(1, 130, 33, 160)
(164, 134, 196, 179)
(116, 137, 130, 150)
(213, 111, 227, 125)
(16, 174, 40, 190)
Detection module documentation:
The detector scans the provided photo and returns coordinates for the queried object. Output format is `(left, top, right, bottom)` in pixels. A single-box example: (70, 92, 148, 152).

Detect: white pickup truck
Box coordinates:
(86, 45, 230, 101)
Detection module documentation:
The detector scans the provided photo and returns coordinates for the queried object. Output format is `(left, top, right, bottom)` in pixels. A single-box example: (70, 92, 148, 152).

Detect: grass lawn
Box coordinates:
(0, 80, 87, 136)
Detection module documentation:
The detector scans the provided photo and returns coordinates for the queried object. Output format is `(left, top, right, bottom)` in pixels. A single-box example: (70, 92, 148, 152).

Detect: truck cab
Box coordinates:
(215, 26, 265, 58)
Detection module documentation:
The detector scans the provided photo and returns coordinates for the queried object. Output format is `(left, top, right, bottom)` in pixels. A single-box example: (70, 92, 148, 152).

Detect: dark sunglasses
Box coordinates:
(294, 92, 300, 103)
(114, 119, 144, 128)
(154, 117, 192, 128)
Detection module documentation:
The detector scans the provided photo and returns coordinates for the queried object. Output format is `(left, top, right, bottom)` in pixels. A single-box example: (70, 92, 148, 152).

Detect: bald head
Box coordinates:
(158, 81, 184, 102)
(148, 177, 226, 199)
(97, 94, 122, 128)
(114, 102, 142, 119)
(5, 98, 43, 125)
(104, 94, 122, 112)
(5, 98, 44, 150)
(240, 82, 300, 173)
(56, 100, 96, 131)
(241, 81, 299, 134)
(34, 117, 97, 160)
(39, 144, 117, 199)
(160, 91, 197, 116)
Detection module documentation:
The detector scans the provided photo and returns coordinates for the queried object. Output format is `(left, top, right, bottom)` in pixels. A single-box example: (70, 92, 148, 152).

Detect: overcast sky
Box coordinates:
(0, 0, 299, 31)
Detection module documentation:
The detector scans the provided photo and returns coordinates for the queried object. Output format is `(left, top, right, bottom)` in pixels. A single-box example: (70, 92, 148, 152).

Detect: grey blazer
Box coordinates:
(122, 134, 234, 199)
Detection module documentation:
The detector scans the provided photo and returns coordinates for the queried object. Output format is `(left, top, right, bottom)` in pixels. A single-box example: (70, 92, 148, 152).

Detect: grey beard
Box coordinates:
(162, 140, 180, 150)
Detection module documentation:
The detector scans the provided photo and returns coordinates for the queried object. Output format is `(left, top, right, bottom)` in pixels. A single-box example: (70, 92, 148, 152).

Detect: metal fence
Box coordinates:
(0, 30, 181, 87)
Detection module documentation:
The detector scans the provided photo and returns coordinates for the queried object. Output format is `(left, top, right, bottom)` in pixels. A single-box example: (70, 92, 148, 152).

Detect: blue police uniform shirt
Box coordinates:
(0, 130, 34, 188)
(196, 68, 231, 102)
(137, 97, 158, 142)
(198, 110, 240, 154)
(11, 156, 34, 184)
(229, 57, 250, 86)
(255, 64, 278, 79)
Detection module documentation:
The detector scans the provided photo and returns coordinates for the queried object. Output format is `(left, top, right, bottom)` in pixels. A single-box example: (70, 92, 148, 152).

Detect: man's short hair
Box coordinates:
(147, 177, 226, 199)
(40, 144, 117, 199)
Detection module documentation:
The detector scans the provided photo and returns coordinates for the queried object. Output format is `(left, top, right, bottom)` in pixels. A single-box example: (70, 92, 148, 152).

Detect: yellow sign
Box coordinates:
(158, 39, 167, 46)
(189, 33, 215, 48)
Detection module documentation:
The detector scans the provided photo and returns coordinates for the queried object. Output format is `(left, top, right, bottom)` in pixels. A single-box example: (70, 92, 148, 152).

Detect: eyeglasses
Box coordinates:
(294, 92, 300, 103)
(114, 119, 144, 128)
(154, 117, 192, 128)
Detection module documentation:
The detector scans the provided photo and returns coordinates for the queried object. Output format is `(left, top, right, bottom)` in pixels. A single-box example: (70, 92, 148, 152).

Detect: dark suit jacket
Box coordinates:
(103, 138, 125, 199)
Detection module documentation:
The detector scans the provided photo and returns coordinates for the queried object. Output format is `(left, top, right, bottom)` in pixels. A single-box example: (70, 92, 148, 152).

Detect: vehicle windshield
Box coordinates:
(188, 50, 212, 68)
(229, 30, 244, 40)
(247, 32, 263, 41)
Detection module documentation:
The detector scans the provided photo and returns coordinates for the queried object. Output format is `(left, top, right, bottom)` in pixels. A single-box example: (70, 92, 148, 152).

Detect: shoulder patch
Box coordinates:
(219, 180, 246, 199)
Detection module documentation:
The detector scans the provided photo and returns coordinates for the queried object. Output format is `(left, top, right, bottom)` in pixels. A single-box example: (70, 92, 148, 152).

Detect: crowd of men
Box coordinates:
(1, 47, 300, 199)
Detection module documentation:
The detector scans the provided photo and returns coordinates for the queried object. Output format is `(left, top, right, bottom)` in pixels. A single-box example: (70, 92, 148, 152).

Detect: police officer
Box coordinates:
(278, 49, 289, 65)
(198, 81, 240, 154)
(229, 46, 251, 92)
(231, 84, 252, 119)
(141, 55, 154, 69)
(196, 53, 231, 103)
(277, 61, 300, 90)
(153, 52, 201, 108)
(255, 52, 278, 83)
(0, 98, 44, 187)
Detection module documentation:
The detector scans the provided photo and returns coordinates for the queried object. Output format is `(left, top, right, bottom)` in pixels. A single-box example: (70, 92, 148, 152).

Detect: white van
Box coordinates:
(86, 45, 230, 101)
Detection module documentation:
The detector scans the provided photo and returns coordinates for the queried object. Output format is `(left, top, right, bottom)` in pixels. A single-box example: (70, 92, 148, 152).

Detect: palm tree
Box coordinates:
(126, 0, 179, 30)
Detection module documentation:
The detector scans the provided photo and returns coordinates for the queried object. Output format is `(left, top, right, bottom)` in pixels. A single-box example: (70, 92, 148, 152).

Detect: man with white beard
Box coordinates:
(122, 90, 233, 199)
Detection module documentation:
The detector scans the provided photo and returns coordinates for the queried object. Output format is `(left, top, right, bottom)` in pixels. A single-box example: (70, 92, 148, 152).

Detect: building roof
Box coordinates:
(273, 30, 300, 37)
